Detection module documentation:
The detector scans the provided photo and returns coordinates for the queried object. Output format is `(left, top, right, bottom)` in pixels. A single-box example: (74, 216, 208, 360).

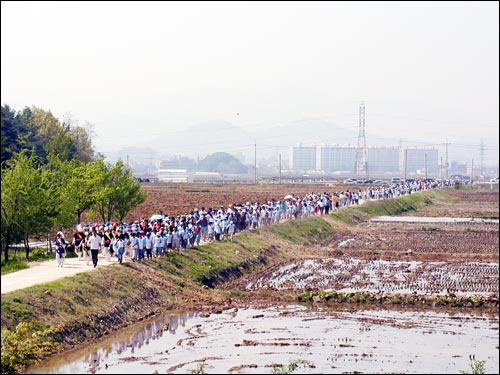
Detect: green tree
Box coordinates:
(24, 107, 62, 160)
(59, 159, 99, 225)
(88, 159, 147, 223)
(1, 151, 50, 261)
(44, 130, 76, 162)
(61, 113, 95, 162)
(2, 105, 95, 165)
(43, 155, 84, 230)
(1, 104, 21, 163)
(68, 123, 95, 162)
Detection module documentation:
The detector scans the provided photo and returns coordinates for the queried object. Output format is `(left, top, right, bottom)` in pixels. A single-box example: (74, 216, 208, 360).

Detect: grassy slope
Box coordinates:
(1, 188, 497, 373)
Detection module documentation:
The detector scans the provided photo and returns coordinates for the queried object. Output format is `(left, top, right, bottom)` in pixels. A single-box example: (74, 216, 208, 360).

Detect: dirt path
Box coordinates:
(1, 254, 123, 294)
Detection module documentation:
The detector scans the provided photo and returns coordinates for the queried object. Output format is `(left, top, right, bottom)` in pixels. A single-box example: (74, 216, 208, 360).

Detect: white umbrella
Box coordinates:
(284, 194, 294, 199)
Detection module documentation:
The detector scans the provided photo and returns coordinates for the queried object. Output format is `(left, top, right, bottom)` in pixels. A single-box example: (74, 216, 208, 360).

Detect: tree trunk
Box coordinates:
(3, 243, 9, 263)
(3, 229, 11, 262)
(24, 235, 30, 259)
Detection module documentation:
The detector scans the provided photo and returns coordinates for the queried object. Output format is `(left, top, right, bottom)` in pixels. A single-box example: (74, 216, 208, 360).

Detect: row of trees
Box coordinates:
(1, 152, 146, 262)
(1, 105, 146, 262)
(1, 104, 95, 164)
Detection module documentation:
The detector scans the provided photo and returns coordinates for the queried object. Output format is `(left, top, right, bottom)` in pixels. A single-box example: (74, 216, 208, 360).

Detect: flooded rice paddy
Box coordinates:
(245, 258, 499, 295)
(31, 305, 499, 374)
(371, 216, 499, 224)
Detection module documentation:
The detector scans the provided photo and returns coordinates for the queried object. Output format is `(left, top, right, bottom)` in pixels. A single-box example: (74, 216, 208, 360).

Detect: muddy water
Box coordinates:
(246, 258, 499, 295)
(371, 216, 499, 223)
(30, 305, 498, 374)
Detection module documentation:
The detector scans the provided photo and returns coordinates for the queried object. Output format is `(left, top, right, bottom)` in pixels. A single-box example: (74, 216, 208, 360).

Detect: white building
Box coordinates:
(292, 146, 317, 171)
(157, 169, 190, 183)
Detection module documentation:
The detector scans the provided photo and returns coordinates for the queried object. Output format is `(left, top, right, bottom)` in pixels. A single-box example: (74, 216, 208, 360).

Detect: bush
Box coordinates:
(272, 359, 306, 374)
(30, 248, 46, 258)
(1, 322, 61, 374)
(459, 358, 486, 374)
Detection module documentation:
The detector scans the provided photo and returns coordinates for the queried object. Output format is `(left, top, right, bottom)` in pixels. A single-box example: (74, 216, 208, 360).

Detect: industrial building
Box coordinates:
(404, 148, 439, 174)
(368, 147, 400, 173)
(320, 145, 356, 172)
(291, 144, 440, 175)
(292, 146, 317, 171)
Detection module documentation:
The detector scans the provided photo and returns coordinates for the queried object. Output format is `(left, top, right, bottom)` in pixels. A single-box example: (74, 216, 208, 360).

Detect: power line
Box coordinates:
(369, 113, 497, 128)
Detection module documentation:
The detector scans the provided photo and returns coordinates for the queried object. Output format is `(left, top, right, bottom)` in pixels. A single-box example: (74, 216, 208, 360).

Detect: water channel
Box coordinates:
(31, 305, 499, 374)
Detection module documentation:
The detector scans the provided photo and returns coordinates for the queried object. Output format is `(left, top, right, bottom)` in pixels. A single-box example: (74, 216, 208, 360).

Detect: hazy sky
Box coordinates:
(1, 1, 499, 164)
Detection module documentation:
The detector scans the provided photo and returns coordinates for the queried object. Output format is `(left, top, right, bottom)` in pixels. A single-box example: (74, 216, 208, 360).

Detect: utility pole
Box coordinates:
(254, 142, 257, 184)
(471, 158, 474, 186)
(126, 155, 129, 168)
(404, 148, 408, 181)
(440, 157, 443, 179)
(279, 153, 282, 184)
(479, 139, 485, 178)
(425, 153, 427, 180)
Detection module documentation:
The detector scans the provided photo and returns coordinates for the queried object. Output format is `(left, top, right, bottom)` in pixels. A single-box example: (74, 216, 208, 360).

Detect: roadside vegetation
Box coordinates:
(1, 248, 56, 275)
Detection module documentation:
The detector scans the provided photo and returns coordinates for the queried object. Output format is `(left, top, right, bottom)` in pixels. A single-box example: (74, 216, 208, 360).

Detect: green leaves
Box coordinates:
(1, 321, 62, 374)
(1, 154, 146, 261)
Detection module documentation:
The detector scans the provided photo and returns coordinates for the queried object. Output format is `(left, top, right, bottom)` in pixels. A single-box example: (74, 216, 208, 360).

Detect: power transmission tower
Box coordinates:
(355, 102, 368, 177)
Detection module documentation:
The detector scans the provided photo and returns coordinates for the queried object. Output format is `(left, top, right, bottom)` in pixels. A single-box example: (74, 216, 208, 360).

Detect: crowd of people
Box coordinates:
(58, 178, 454, 267)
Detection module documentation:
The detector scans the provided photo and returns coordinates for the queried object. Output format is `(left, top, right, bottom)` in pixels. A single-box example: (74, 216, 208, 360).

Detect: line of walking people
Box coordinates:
(64, 178, 453, 267)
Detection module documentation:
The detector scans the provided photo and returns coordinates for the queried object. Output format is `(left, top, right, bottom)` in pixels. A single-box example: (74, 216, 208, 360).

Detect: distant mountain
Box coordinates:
(151, 120, 254, 158)
(252, 118, 360, 148)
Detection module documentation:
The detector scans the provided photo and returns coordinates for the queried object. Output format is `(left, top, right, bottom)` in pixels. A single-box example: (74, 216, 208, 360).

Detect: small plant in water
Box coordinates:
(191, 361, 206, 374)
(459, 356, 486, 374)
(271, 359, 306, 374)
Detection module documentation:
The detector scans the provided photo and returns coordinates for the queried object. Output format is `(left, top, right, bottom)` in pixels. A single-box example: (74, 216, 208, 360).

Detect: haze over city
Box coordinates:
(1, 1, 498, 172)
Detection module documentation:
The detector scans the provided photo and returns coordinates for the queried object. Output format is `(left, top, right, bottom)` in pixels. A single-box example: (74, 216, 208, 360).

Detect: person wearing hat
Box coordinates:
(101, 228, 113, 262)
(54, 232, 66, 267)
(72, 227, 85, 261)
(115, 234, 125, 264)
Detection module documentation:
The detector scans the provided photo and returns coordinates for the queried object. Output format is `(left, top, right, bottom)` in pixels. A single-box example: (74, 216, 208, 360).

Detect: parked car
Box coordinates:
(373, 179, 388, 185)
(391, 177, 403, 183)
(343, 178, 359, 184)
(490, 177, 499, 183)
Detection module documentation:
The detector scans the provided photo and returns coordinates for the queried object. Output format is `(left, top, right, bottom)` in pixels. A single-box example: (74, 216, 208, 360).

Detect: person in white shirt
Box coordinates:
(88, 229, 102, 268)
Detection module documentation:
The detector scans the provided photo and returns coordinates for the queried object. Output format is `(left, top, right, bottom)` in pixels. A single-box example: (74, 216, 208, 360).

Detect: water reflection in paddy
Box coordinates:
(245, 258, 499, 295)
(31, 305, 498, 374)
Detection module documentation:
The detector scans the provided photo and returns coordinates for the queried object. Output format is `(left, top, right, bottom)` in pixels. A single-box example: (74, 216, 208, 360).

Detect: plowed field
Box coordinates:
(125, 182, 342, 221)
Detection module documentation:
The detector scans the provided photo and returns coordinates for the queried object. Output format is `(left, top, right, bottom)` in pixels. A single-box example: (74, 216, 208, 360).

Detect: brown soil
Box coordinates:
(405, 190, 499, 218)
(124, 182, 347, 221)
(325, 220, 499, 262)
